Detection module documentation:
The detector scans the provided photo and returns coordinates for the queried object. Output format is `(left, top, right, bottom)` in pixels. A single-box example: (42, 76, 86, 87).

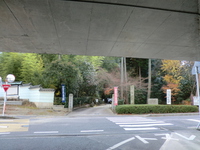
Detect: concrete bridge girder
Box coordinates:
(0, 0, 199, 60)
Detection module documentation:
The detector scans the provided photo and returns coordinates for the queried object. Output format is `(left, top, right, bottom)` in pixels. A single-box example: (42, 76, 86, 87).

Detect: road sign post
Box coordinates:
(2, 84, 11, 116)
(1, 74, 15, 116)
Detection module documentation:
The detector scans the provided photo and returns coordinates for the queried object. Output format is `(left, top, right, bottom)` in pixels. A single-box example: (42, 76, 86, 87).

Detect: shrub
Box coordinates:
(22, 100, 37, 108)
(135, 89, 147, 104)
(115, 105, 198, 114)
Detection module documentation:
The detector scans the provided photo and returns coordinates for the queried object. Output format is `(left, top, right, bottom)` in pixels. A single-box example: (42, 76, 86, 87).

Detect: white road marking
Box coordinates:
(135, 136, 157, 144)
(116, 121, 164, 124)
(80, 130, 104, 133)
(106, 117, 155, 123)
(107, 117, 173, 132)
(119, 123, 173, 127)
(0, 120, 13, 122)
(187, 119, 200, 123)
(187, 126, 197, 129)
(106, 137, 135, 150)
(124, 127, 157, 131)
(175, 133, 196, 140)
(155, 133, 179, 141)
(0, 126, 8, 128)
(0, 132, 10, 134)
(34, 131, 59, 134)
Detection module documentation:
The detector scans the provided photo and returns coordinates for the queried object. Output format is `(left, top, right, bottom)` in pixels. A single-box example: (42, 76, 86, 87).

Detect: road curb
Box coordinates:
(147, 112, 199, 117)
(0, 116, 17, 119)
(115, 112, 199, 117)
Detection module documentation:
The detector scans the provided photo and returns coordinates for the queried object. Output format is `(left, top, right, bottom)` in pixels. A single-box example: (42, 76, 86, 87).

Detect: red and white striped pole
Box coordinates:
(2, 83, 10, 116)
(1, 74, 15, 116)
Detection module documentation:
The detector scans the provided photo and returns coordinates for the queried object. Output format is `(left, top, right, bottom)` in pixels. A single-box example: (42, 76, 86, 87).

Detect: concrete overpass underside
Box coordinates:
(0, 0, 199, 60)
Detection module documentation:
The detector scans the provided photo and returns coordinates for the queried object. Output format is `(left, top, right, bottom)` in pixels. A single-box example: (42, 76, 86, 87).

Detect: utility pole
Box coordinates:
(120, 57, 124, 101)
(124, 57, 128, 104)
(120, 57, 128, 104)
(147, 59, 152, 101)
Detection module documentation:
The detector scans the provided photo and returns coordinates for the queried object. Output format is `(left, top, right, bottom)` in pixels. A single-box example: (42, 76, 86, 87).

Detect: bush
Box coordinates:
(115, 104, 198, 114)
(22, 100, 37, 108)
(135, 89, 147, 104)
(118, 99, 124, 105)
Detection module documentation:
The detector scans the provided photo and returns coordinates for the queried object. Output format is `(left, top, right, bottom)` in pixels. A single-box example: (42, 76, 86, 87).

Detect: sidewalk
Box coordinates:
(0, 104, 199, 118)
(0, 105, 67, 117)
(67, 104, 115, 117)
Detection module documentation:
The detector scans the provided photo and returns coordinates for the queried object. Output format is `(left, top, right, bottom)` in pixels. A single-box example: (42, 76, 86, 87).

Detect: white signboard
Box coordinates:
(193, 96, 199, 105)
(166, 89, 171, 105)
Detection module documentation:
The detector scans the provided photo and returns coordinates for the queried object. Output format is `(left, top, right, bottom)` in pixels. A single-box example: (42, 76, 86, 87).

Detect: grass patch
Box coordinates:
(17, 105, 38, 109)
(115, 104, 198, 114)
(15, 100, 38, 109)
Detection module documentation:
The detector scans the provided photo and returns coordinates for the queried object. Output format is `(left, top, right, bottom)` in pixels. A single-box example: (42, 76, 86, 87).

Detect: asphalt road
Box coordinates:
(0, 105, 200, 150)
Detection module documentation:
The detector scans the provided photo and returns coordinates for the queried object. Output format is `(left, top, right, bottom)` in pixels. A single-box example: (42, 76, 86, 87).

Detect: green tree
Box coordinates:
(0, 52, 24, 81)
(149, 59, 167, 103)
(39, 54, 58, 66)
(160, 60, 195, 104)
(177, 61, 195, 101)
(61, 55, 106, 98)
(126, 58, 148, 78)
(42, 59, 82, 96)
(101, 57, 120, 72)
(20, 53, 44, 85)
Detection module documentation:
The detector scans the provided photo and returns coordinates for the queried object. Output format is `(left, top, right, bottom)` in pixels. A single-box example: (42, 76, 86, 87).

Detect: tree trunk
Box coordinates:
(139, 66, 141, 88)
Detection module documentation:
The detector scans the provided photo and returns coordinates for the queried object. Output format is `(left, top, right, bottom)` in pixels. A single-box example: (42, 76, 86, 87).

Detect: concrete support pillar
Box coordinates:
(197, 0, 200, 60)
(68, 94, 73, 112)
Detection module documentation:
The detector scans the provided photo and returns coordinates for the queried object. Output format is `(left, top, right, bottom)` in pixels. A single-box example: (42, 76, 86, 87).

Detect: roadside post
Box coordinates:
(61, 84, 66, 103)
(68, 94, 73, 112)
(1, 74, 15, 116)
(166, 89, 171, 105)
(112, 87, 118, 113)
(114, 87, 118, 106)
(111, 94, 114, 111)
(191, 62, 200, 129)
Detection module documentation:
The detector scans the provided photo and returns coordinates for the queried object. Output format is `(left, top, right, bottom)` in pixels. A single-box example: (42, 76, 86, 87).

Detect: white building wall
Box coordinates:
(29, 87, 55, 108)
(0, 87, 4, 98)
(7, 85, 18, 95)
(34, 91, 54, 108)
(29, 88, 40, 103)
(40, 91, 54, 103)
(19, 85, 30, 100)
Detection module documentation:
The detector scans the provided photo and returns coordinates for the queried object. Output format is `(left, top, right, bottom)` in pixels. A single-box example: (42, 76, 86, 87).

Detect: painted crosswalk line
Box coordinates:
(0, 119, 29, 132)
(107, 117, 173, 131)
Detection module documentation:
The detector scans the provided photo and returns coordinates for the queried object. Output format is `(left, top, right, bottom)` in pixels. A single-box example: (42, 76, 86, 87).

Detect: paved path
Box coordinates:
(67, 104, 115, 117)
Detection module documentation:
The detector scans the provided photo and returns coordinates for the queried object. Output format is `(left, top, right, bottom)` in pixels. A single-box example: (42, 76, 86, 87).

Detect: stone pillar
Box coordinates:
(130, 85, 134, 104)
(148, 98, 158, 105)
(111, 94, 116, 113)
(68, 94, 73, 112)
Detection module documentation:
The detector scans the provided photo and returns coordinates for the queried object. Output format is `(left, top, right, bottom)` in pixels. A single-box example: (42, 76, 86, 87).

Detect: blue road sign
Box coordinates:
(61, 84, 66, 103)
